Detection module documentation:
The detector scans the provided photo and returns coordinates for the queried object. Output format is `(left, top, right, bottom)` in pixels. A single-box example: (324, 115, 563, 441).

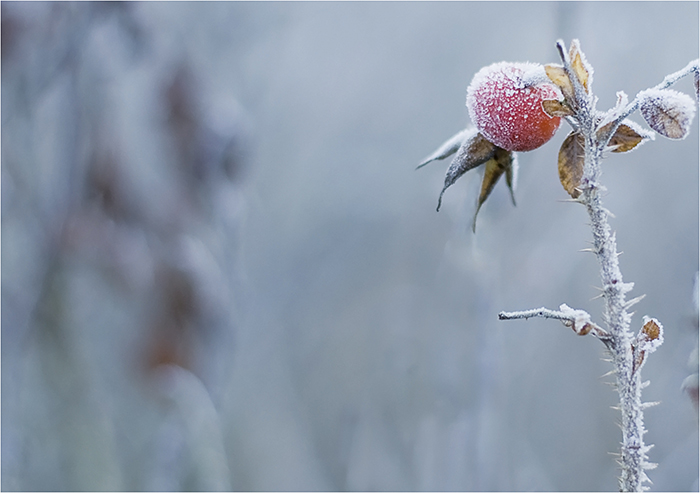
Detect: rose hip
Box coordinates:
(467, 62, 561, 152)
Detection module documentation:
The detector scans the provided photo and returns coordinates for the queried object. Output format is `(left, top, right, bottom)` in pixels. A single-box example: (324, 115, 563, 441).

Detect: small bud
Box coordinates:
(632, 316, 664, 374)
(639, 316, 663, 349)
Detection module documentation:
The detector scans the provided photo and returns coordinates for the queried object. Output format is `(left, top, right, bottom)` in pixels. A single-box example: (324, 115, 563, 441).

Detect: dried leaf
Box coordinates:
(558, 131, 585, 199)
(545, 64, 575, 104)
(638, 88, 696, 139)
(417, 127, 474, 169)
(436, 132, 496, 211)
(636, 316, 664, 354)
(599, 120, 652, 153)
(542, 99, 574, 118)
(472, 148, 513, 232)
(633, 350, 647, 375)
(568, 40, 592, 93)
(642, 318, 661, 341)
(504, 151, 518, 206)
(633, 316, 664, 373)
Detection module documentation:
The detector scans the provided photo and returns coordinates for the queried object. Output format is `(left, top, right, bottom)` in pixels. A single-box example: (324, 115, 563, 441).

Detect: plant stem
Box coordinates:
(581, 142, 648, 492)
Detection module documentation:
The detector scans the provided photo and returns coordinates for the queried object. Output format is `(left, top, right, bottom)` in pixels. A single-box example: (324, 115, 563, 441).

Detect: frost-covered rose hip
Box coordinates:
(467, 62, 561, 152)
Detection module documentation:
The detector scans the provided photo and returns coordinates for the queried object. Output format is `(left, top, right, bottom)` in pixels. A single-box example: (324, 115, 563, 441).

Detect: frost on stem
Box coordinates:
(418, 42, 696, 490)
(491, 40, 696, 492)
(498, 304, 610, 340)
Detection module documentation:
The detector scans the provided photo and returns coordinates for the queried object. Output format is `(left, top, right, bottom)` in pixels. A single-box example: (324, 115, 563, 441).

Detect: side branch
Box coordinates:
(499, 304, 612, 345)
(617, 59, 698, 129)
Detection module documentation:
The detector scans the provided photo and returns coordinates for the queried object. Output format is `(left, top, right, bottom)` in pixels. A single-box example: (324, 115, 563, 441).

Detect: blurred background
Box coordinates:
(2, 2, 698, 491)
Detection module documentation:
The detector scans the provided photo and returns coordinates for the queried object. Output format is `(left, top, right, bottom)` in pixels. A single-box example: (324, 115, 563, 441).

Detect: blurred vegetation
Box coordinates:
(1, 2, 697, 491)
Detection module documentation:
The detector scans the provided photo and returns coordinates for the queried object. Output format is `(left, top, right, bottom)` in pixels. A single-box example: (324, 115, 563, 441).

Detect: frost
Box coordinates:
(638, 88, 696, 139)
(598, 91, 629, 129)
(637, 316, 663, 353)
(467, 61, 561, 152)
(417, 127, 475, 169)
(558, 303, 593, 334)
(435, 131, 497, 211)
(569, 39, 594, 93)
(519, 63, 550, 89)
(601, 119, 654, 154)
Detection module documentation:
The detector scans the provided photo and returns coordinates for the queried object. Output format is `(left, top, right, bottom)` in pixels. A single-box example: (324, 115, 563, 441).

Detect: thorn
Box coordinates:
(616, 251, 624, 257)
(625, 294, 646, 309)
(600, 369, 616, 378)
(579, 248, 596, 253)
(590, 293, 605, 301)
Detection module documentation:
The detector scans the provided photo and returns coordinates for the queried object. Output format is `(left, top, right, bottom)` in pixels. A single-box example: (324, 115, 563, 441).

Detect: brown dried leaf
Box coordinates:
(632, 350, 647, 375)
(504, 152, 518, 206)
(599, 122, 648, 153)
(569, 48, 590, 92)
(558, 132, 585, 199)
(437, 132, 497, 211)
(545, 64, 575, 104)
(472, 148, 513, 232)
(642, 318, 661, 341)
(542, 99, 574, 118)
(639, 89, 696, 139)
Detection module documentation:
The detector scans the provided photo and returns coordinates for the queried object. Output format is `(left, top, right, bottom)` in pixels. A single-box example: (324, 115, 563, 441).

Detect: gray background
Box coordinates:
(2, 2, 698, 491)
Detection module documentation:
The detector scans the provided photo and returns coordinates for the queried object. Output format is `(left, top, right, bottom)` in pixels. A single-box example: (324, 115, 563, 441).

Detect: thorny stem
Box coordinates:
(581, 146, 648, 493)
(578, 53, 696, 493)
(500, 43, 696, 492)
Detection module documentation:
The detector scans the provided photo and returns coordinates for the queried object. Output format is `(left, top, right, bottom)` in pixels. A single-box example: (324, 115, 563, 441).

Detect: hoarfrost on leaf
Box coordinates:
(417, 127, 475, 169)
(638, 88, 696, 139)
(436, 131, 497, 211)
(602, 119, 654, 154)
(638, 316, 664, 353)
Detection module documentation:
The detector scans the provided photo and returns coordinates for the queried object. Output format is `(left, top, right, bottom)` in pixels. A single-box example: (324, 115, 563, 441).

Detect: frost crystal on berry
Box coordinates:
(466, 62, 562, 152)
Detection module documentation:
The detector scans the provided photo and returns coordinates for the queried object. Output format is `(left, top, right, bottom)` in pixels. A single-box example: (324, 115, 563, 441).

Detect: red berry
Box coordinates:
(466, 62, 561, 152)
